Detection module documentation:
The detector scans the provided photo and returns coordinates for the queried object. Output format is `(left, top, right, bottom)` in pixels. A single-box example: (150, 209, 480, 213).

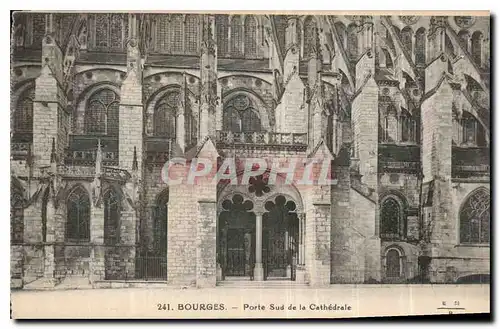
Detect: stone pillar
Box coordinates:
(285, 230, 291, 278)
(119, 17, 143, 178)
(176, 110, 185, 153)
(33, 15, 67, 169)
(306, 203, 331, 287)
(120, 210, 137, 279)
(196, 200, 217, 288)
(89, 205, 104, 283)
(253, 212, 264, 281)
(43, 198, 56, 285)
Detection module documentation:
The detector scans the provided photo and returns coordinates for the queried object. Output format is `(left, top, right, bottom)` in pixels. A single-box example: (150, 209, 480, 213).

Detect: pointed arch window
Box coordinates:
(230, 15, 243, 57)
(223, 95, 261, 133)
(460, 188, 490, 244)
(458, 113, 485, 147)
(11, 189, 24, 244)
(401, 27, 413, 53)
(91, 14, 128, 51)
(458, 30, 470, 53)
(471, 31, 483, 67)
(31, 14, 46, 49)
(171, 14, 184, 54)
(415, 28, 426, 67)
(155, 15, 169, 52)
(104, 189, 121, 245)
(66, 186, 90, 242)
(380, 197, 405, 239)
(274, 15, 287, 53)
(386, 249, 402, 278)
(216, 15, 229, 57)
(84, 88, 120, 136)
(184, 15, 200, 54)
(401, 110, 417, 143)
(14, 88, 34, 135)
(347, 24, 359, 61)
(154, 91, 179, 138)
(244, 16, 258, 58)
(303, 16, 316, 58)
(184, 97, 197, 147)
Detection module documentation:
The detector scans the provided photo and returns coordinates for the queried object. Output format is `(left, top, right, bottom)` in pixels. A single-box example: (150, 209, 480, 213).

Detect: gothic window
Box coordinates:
(184, 98, 197, 147)
(10, 189, 24, 244)
(223, 107, 241, 132)
(379, 101, 397, 143)
(380, 197, 405, 239)
(216, 15, 229, 56)
(84, 88, 120, 136)
(244, 16, 258, 58)
(14, 88, 34, 134)
(154, 91, 179, 138)
(274, 15, 287, 52)
(460, 188, 490, 244)
(31, 14, 46, 49)
(335, 22, 347, 48)
(458, 113, 485, 147)
(171, 14, 184, 54)
(386, 249, 402, 278)
(230, 15, 243, 57)
(91, 14, 127, 51)
(104, 189, 121, 245)
(401, 26, 413, 53)
(156, 15, 169, 51)
(303, 16, 316, 57)
(415, 28, 426, 67)
(458, 30, 470, 53)
(153, 190, 169, 253)
(223, 95, 261, 133)
(401, 110, 417, 143)
(66, 186, 90, 242)
(184, 15, 200, 54)
(471, 31, 483, 67)
(347, 24, 359, 61)
(382, 48, 394, 69)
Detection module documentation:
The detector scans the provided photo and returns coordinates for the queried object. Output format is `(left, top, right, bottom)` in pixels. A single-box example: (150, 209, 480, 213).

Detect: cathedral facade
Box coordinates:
(10, 13, 490, 289)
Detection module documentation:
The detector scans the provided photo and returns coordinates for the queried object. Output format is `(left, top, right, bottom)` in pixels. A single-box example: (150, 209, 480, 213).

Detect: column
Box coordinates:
(253, 212, 264, 281)
(285, 230, 291, 278)
(300, 213, 305, 266)
(295, 213, 307, 283)
(176, 111, 185, 153)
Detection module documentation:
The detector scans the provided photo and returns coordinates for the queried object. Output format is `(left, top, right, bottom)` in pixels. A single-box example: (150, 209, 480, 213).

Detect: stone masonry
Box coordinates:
(10, 13, 490, 289)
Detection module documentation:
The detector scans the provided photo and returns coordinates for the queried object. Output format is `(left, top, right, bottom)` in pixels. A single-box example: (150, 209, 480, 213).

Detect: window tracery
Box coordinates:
(66, 186, 91, 242)
(380, 197, 405, 239)
(460, 189, 490, 244)
(84, 88, 120, 136)
(154, 91, 179, 138)
(223, 95, 261, 133)
(14, 88, 34, 134)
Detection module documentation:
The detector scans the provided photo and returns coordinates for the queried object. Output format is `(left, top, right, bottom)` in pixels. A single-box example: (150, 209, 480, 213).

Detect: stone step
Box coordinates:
(217, 280, 309, 288)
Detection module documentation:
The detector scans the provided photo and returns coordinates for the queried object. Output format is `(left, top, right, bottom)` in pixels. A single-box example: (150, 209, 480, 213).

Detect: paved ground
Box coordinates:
(11, 284, 490, 319)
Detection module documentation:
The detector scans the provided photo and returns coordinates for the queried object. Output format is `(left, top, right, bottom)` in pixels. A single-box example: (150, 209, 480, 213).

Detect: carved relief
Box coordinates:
(454, 16, 476, 29)
(399, 16, 420, 25)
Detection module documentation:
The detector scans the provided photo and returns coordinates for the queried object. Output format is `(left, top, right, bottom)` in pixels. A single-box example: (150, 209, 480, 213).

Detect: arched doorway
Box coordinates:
(217, 188, 303, 281)
(218, 194, 256, 278)
(263, 195, 299, 280)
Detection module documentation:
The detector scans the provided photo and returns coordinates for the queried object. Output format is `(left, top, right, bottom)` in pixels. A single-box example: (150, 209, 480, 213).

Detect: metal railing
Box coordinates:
(216, 131, 308, 146)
